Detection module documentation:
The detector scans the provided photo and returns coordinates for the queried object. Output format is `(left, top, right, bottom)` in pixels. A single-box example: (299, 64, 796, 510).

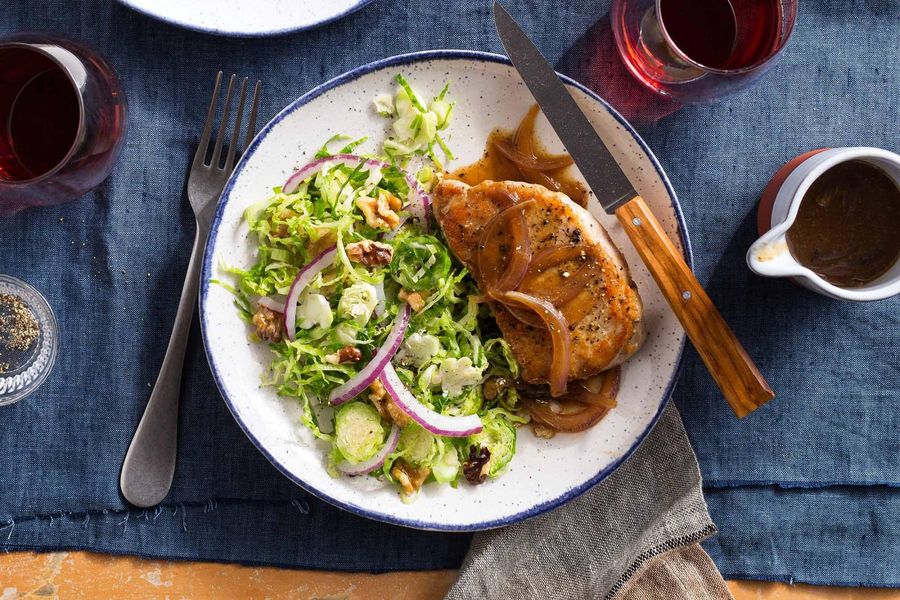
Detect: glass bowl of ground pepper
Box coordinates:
(0, 275, 58, 406)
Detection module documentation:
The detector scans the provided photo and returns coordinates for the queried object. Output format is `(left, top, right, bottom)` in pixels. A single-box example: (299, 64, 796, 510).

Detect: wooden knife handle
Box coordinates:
(615, 195, 774, 418)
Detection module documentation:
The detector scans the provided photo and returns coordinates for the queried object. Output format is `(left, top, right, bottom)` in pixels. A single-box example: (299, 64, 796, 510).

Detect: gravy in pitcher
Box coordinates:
(786, 160, 900, 287)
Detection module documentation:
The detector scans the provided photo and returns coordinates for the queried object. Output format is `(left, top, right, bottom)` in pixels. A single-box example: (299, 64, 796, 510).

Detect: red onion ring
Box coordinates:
(328, 304, 411, 406)
(284, 246, 338, 341)
(381, 365, 483, 437)
(336, 424, 401, 475)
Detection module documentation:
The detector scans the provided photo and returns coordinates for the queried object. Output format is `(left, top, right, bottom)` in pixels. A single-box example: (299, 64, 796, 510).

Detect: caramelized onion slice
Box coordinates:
(524, 399, 611, 433)
(497, 291, 571, 397)
(573, 368, 620, 408)
(497, 209, 531, 292)
(505, 244, 598, 327)
(549, 262, 597, 307)
(492, 138, 573, 171)
(476, 199, 534, 292)
(527, 168, 565, 193)
(505, 305, 543, 328)
(511, 105, 570, 194)
(504, 292, 592, 329)
(523, 368, 619, 432)
(529, 245, 587, 273)
(488, 189, 519, 209)
(513, 105, 541, 157)
(522, 245, 598, 307)
(504, 265, 598, 328)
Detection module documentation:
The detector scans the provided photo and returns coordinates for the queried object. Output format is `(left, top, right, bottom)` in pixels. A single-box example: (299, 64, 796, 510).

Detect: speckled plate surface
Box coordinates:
(117, 0, 373, 37)
(200, 50, 692, 531)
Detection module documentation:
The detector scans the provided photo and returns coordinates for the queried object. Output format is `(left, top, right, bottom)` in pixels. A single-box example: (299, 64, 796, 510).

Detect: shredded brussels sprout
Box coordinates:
(221, 75, 527, 500)
(380, 74, 455, 166)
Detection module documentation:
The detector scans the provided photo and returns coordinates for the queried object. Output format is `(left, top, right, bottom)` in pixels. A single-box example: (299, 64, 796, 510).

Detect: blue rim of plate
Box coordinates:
(116, 0, 376, 38)
(200, 49, 694, 532)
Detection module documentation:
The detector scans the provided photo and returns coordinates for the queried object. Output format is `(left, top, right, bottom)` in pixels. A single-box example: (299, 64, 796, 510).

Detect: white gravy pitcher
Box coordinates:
(747, 147, 900, 302)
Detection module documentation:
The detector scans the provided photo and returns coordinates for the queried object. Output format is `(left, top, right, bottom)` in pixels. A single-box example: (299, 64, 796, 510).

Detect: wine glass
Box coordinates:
(0, 32, 127, 214)
(611, 0, 798, 101)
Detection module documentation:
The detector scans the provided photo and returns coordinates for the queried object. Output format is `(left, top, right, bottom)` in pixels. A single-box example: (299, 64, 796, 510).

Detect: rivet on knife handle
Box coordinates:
(616, 195, 774, 417)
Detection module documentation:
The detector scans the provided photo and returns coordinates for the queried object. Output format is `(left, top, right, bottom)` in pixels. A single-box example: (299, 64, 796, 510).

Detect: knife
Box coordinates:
(494, 1, 773, 418)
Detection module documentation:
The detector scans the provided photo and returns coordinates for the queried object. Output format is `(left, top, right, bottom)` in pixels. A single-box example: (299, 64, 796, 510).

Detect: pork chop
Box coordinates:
(433, 179, 645, 384)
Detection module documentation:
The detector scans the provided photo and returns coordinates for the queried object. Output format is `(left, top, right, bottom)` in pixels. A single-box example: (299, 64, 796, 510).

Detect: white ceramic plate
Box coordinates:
(200, 50, 692, 531)
(118, 0, 373, 37)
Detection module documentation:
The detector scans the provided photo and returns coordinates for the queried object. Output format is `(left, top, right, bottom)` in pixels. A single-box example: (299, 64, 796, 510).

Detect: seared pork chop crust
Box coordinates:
(433, 179, 645, 383)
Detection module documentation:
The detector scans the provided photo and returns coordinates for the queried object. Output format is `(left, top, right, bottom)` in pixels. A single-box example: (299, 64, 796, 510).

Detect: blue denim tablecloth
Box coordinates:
(1, 0, 898, 586)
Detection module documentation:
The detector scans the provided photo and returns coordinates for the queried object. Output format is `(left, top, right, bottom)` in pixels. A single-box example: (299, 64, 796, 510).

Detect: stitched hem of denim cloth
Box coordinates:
(0, 500, 470, 571)
(0, 543, 459, 573)
(605, 524, 718, 600)
(704, 480, 900, 488)
(0, 498, 306, 529)
(717, 573, 900, 589)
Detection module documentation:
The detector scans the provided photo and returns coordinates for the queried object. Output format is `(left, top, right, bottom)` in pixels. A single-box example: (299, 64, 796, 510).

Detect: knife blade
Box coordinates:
(494, 0, 774, 417)
(493, 1, 635, 213)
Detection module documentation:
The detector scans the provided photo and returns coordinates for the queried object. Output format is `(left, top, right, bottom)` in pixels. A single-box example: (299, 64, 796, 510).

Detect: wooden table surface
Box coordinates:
(0, 552, 897, 599)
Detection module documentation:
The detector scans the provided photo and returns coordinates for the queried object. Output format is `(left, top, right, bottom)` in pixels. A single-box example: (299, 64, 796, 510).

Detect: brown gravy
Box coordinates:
(448, 107, 590, 207)
(786, 159, 900, 288)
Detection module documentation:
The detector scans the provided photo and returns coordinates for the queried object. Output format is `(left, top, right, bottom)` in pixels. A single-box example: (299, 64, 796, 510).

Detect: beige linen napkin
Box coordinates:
(617, 544, 732, 599)
(445, 401, 732, 599)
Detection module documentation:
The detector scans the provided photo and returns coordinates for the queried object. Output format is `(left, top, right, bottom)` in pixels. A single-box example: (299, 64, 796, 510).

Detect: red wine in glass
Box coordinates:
(0, 51, 81, 181)
(0, 33, 127, 214)
(612, 0, 797, 101)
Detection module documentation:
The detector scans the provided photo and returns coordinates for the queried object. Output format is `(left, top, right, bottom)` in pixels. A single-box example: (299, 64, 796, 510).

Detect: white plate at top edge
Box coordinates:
(118, 0, 375, 37)
(200, 50, 692, 531)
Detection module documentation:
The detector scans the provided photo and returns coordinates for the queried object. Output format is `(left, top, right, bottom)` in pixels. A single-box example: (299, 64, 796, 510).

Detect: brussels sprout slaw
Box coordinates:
(221, 76, 527, 501)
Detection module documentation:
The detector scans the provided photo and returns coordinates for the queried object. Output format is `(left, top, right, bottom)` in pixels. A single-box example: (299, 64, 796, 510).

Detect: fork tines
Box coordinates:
(194, 72, 261, 172)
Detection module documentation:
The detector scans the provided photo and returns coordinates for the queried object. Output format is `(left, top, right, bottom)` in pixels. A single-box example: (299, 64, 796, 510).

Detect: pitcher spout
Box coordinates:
(746, 231, 806, 278)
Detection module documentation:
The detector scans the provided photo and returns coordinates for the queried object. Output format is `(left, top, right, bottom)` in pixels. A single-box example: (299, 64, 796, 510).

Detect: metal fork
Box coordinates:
(120, 73, 261, 508)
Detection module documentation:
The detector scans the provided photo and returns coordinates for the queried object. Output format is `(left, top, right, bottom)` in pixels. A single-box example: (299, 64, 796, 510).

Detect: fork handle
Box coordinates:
(120, 223, 208, 507)
(615, 195, 774, 418)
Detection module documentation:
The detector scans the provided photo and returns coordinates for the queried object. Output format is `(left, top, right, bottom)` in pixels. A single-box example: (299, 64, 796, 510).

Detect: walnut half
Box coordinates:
(252, 305, 283, 342)
(398, 288, 428, 312)
(356, 190, 402, 230)
(369, 379, 410, 426)
(270, 209, 298, 238)
(346, 239, 394, 267)
(324, 346, 362, 365)
(391, 459, 431, 497)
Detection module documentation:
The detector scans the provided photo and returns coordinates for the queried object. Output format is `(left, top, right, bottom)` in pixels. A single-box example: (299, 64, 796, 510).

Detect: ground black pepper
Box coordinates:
(0, 294, 40, 373)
